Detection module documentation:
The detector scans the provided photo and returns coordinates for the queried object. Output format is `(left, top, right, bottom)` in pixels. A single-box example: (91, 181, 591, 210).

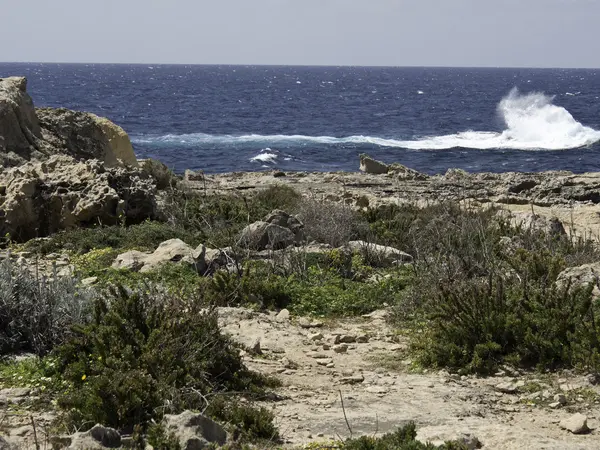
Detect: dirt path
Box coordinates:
(218, 307, 600, 449)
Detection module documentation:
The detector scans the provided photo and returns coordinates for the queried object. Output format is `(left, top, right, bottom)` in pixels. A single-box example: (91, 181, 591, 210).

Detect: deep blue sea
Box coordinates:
(2, 63, 600, 174)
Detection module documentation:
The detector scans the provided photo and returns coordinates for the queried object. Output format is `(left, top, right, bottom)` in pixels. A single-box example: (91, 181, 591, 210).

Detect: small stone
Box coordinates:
(366, 386, 388, 394)
(554, 393, 567, 405)
(90, 424, 122, 448)
(276, 309, 291, 321)
(298, 318, 323, 328)
(494, 382, 519, 394)
(341, 374, 365, 384)
(559, 413, 590, 434)
(309, 332, 324, 341)
(316, 359, 333, 366)
(307, 352, 330, 359)
(549, 402, 562, 409)
(356, 335, 369, 343)
(333, 344, 348, 354)
(322, 343, 331, 350)
(326, 363, 335, 368)
(317, 433, 324, 437)
(339, 334, 357, 344)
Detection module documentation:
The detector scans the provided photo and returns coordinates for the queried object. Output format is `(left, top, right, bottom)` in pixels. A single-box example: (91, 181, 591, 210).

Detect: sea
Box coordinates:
(2, 63, 600, 174)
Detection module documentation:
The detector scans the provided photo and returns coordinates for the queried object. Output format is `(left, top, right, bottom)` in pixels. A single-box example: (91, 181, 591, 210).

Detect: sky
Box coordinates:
(1, 0, 598, 68)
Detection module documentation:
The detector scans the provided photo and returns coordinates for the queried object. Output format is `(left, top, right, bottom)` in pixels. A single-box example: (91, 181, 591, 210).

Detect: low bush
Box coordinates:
(342, 422, 468, 449)
(22, 221, 204, 255)
(51, 286, 276, 432)
(0, 259, 95, 356)
(295, 199, 368, 247)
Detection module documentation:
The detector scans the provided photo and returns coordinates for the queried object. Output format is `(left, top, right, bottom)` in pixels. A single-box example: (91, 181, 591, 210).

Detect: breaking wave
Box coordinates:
(132, 89, 600, 151)
(250, 148, 279, 164)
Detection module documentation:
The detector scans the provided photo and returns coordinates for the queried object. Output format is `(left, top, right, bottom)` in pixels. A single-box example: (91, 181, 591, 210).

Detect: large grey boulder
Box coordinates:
(264, 209, 305, 243)
(512, 212, 566, 236)
(163, 410, 228, 449)
(238, 221, 295, 250)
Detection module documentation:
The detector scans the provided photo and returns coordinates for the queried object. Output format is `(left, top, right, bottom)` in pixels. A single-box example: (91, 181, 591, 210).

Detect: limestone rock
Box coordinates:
(163, 410, 228, 449)
(559, 413, 590, 434)
(113, 240, 207, 274)
(359, 153, 388, 174)
(0, 156, 157, 241)
(342, 241, 413, 267)
(238, 221, 295, 250)
(557, 262, 600, 296)
(93, 115, 138, 167)
(264, 209, 306, 243)
(68, 424, 121, 449)
(112, 250, 151, 271)
(512, 212, 566, 236)
(37, 108, 136, 168)
(140, 239, 205, 273)
(0, 77, 43, 166)
(0, 436, 18, 450)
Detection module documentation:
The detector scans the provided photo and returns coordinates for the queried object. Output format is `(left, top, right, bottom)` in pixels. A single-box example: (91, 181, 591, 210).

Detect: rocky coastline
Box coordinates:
(2, 76, 600, 449)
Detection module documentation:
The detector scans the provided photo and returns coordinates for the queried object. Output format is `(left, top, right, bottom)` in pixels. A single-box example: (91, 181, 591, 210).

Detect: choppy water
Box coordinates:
(2, 63, 600, 174)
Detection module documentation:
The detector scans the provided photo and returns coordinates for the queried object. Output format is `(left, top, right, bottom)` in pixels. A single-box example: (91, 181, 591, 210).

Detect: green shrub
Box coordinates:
(342, 423, 468, 449)
(0, 259, 95, 356)
(206, 395, 279, 442)
(23, 221, 204, 255)
(414, 253, 600, 374)
(52, 286, 275, 431)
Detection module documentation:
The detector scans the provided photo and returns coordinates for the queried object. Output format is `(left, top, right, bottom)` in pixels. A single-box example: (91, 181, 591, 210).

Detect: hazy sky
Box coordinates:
(1, 0, 598, 67)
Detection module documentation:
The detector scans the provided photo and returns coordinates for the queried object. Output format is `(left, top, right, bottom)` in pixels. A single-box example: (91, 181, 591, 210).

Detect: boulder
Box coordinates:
(140, 239, 206, 273)
(163, 410, 228, 449)
(139, 158, 176, 189)
(0, 155, 157, 241)
(113, 240, 207, 274)
(0, 77, 43, 166)
(68, 424, 121, 449)
(264, 209, 305, 243)
(112, 250, 151, 271)
(238, 221, 295, 250)
(559, 413, 590, 434)
(556, 262, 600, 296)
(343, 241, 413, 266)
(512, 212, 566, 236)
(359, 153, 388, 174)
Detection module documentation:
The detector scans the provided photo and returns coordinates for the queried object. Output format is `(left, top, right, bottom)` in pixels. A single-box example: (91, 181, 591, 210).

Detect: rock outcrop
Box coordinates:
(0, 76, 137, 168)
(359, 153, 388, 174)
(0, 77, 43, 165)
(0, 155, 156, 241)
(343, 240, 413, 267)
(37, 108, 137, 168)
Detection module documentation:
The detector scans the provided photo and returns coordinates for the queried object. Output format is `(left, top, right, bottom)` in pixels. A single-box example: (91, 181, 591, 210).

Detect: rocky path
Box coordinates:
(218, 307, 600, 449)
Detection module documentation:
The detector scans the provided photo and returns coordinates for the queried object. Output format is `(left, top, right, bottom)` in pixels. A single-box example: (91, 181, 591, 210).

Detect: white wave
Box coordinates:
(132, 89, 600, 151)
(250, 149, 278, 164)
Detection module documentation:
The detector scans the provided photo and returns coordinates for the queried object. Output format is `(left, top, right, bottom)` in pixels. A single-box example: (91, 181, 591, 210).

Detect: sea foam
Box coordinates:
(132, 89, 600, 151)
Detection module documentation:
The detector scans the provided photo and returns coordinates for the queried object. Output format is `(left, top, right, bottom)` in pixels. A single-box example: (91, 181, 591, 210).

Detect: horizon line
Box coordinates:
(1, 61, 599, 70)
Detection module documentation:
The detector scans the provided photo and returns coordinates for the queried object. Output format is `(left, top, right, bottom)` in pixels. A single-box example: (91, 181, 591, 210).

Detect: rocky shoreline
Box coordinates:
(2, 76, 600, 450)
